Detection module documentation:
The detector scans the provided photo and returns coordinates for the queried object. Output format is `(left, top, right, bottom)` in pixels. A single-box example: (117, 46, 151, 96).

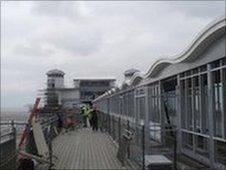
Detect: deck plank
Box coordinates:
(51, 128, 124, 170)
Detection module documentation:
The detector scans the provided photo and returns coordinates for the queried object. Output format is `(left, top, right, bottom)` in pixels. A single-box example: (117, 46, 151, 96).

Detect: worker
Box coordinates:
(80, 106, 87, 127)
(88, 106, 93, 127)
(91, 107, 99, 131)
(56, 112, 63, 133)
(84, 105, 92, 127)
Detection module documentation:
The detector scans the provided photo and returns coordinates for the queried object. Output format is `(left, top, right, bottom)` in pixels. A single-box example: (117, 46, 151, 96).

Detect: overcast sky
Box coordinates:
(1, 1, 225, 110)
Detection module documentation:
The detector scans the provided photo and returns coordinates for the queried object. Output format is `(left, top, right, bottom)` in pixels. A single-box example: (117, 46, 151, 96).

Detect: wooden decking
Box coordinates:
(52, 128, 125, 170)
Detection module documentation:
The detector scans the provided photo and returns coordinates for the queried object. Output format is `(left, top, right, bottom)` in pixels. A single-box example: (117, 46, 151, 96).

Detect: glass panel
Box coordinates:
(200, 65, 207, 72)
(222, 57, 226, 66)
(182, 132, 193, 151)
(162, 77, 177, 126)
(193, 68, 199, 74)
(180, 72, 185, 78)
(195, 136, 209, 158)
(139, 97, 145, 120)
(148, 84, 160, 123)
(211, 60, 220, 69)
(200, 74, 209, 134)
(181, 80, 186, 129)
(187, 78, 193, 130)
(214, 140, 226, 166)
(212, 70, 223, 138)
(193, 76, 201, 132)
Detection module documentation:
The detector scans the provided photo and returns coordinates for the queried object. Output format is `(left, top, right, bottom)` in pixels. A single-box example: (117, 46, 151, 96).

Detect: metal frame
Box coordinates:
(93, 58, 226, 169)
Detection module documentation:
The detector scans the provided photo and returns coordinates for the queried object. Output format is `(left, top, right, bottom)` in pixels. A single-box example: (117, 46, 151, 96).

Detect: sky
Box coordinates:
(1, 1, 225, 110)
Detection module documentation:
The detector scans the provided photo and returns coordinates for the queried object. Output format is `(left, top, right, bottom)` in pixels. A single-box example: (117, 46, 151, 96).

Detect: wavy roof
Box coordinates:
(130, 15, 226, 82)
(143, 15, 226, 79)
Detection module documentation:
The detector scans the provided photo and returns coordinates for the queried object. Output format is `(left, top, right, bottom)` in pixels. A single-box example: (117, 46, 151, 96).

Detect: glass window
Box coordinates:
(136, 96, 146, 120)
(211, 60, 220, 69)
(214, 140, 226, 166)
(180, 72, 185, 78)
(193, 68, 199, 74)
(193, 76, 201, 132)
(212, 70, 223, 138)
(182, 132, 193, 150)
(181, 80, 186, 129)
(222, 57, 226, 66)
(195, 136, 209, 158)
(187, 78, 193, 130)
(148, 84, 161, 123)
(200, 74, 209, 134)
(200, 65, 207, 72)
(186, 70, 192, 76)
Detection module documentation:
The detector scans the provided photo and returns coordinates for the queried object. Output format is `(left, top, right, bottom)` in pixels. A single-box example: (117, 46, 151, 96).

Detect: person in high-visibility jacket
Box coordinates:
(80, 106, 87, 127)
(87, 106, 93, 127)
(84, 105, 92, 127)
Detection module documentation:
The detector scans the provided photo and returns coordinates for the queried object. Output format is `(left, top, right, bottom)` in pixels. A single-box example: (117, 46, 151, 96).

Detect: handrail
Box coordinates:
(0, 121, 27, 125)
(0, 131, 14, 138)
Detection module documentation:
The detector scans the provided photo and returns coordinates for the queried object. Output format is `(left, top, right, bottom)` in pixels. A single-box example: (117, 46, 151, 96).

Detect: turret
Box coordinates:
(46, 69, 65, 89)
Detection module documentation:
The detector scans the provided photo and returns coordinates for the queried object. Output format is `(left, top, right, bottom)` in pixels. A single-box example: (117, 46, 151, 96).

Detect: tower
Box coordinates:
(46, 69, 65, 89)
(45, 69, 65, 107)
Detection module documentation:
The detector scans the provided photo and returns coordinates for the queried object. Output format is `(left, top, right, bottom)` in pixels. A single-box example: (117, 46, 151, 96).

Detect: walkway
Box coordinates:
(52, 128, 125, 170)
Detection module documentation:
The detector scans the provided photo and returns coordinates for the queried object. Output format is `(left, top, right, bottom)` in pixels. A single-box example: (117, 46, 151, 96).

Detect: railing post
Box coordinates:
(173, 130, 177, 170)
(142, 124, 145, 170)
(11, 120, 16, 145)
(118, 117, 121, 144)
(48, 123, 53, 169)
(127, 120, 130, 159)
(11, 120, 17, 170)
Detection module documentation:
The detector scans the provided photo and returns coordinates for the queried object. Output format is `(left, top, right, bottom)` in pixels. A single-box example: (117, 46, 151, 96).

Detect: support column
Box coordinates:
(207, 64, 215, 169)
(220, 64, 226, 139)
(160, 81, 166, 144)
(176, 75, 182, 152)
(145, 86, 150, 154)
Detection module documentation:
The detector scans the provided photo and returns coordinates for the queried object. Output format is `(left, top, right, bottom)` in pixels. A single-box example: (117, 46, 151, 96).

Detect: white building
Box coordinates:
(46, 69, 80, 108)
(46, 69, 115, 108)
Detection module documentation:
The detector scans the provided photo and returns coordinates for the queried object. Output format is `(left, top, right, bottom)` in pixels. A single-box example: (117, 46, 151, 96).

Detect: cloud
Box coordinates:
(32, 1, 92, 21)
(32, 1, 77, 18)
(1, 1, 225, 108)
(165, 1, 225, 18)
(41, 25, 103, 56)
(13, 43, 53, 58)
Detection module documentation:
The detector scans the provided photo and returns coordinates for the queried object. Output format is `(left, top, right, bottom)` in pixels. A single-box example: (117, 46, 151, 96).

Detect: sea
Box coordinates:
(1, 108, 28, 137)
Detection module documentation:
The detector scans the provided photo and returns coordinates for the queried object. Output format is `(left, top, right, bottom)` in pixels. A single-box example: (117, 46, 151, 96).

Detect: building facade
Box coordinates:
(93, 16, 226, 169)
(46, 69, 80, 108)
(45, 69, 115, 108)
(74, 78, 115, 104)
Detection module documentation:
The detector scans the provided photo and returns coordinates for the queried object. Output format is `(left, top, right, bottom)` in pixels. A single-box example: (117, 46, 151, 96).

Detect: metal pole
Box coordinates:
(173, 130, 177, 170)
(48, 124, 53, 170)
(127, 120, 130, 159)
(142, 124, 145, 170)
(11, 120, 17, 169)
(118, 117, 121, 144)
(207, 64, 215, 169)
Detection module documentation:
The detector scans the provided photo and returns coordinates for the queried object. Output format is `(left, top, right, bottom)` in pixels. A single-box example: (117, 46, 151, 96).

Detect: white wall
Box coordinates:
(57, 89, 80, 108)
(47, 76, 64, 88)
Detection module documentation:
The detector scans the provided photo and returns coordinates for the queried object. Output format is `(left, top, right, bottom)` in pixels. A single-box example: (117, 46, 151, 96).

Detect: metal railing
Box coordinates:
(0, 121, 17, 170)
(0, 115, 60, 169)
(99, 112, 178, 170)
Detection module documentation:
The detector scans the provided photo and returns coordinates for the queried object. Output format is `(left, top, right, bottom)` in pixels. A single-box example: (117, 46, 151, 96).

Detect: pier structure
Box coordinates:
(93, 16, 226, 170)
(1, 16, 225, 170)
